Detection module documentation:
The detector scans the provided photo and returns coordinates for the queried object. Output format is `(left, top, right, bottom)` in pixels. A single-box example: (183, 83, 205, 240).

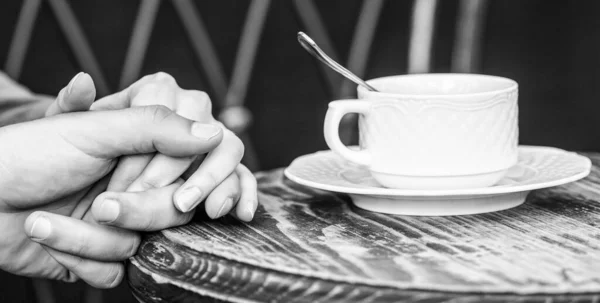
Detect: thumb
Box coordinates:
(45, 72, 96, 117)
(56, 105, 224, 159)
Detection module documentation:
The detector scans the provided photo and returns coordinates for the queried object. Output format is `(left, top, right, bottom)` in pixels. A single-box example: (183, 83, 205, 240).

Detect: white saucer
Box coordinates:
(284, 146, 592, 216)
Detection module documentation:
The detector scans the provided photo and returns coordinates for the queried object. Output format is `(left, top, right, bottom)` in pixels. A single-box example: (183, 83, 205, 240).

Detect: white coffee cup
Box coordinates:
(324, 74, 519, 190)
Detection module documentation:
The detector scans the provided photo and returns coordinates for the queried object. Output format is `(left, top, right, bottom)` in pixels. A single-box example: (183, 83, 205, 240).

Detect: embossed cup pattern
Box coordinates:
(325, 74, 519, 189)
(358, 90, 519, 176)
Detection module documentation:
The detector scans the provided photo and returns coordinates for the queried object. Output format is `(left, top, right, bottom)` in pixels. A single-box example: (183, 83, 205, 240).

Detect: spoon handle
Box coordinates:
(297, 32, 378, 92)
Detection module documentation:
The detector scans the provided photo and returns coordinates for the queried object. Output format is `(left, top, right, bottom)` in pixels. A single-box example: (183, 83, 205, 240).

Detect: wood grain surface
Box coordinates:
(128, 153, 600, 303)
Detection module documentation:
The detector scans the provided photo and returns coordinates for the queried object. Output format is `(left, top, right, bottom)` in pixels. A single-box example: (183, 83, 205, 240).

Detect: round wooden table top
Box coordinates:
(128, 152, 600, 303)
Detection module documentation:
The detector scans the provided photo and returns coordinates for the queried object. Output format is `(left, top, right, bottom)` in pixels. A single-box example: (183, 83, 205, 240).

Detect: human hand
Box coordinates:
(43, 72, 96, 117)
(0, 103, 223, 287)
(44, 72, 258, 222)
(88, 72, 257, 222)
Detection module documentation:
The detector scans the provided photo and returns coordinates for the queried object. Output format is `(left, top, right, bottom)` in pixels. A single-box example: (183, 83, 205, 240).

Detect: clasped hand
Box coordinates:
(0, 72, 257, 288)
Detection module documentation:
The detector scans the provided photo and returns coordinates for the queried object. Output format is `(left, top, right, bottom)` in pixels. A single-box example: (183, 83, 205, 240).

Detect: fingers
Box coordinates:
(46, 72, 96, 117)
(107, 153, 154, 191)
(72, 172, 111, 219)
(90, 72, 177, 111)
(43, 246, 124, 289)
(128, 77, 176, 108)
(25, 211, 140, 261)
(126, 154, 193, 192)
(115, 83, 180, 191)
(204, 173, 241, 219)
(55, 106, 223, 159)
(174, 90, 213, 123)
(174, 129, 245, 212)
(233, 164, 258, 222)
(91, 180, 195, 231)
(182, 154, 207, 180)
(89, 73, 223, 195)
(126, 90, 214, 192)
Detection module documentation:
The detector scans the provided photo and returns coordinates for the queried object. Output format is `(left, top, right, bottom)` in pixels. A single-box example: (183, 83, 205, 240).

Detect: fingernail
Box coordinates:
(245, 203, 256, 221)
(67, 72, 84, 95)
(191, 123, 221, 140)
(30, 217, 51, 241)
(175, 187, 203, 212)
(97, 199, 120, 223)
(215, 198, 233, 219)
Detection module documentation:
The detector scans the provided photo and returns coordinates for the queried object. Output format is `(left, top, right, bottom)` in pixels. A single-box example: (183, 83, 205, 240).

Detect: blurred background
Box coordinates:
(1, 0, 600, 302)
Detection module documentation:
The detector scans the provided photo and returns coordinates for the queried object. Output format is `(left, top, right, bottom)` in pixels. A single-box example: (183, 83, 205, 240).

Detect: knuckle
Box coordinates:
(136, 74, 155, 83)
(134, 80, 176, 108)
(228, 190, 242, 204)
(138, 82, 162, 94)
(141, 212, 157, 232)
(183, 89, 209, 100)
(68, 255, 84, 273)
(75, 231, 89, 256)
(142, 105, 173, 124)
(132, 83, 163, 107)
(114, 175, 139, 191)
(152, 72, 176, 84)
(182, 90, 212, 112)
(193, 90, 210, 100)
(138, 178, 162, 190)
(203, 171, 220, 190)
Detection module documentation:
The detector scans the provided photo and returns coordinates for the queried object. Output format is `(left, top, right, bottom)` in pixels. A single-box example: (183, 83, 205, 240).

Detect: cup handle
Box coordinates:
(324, 100, 371, 166)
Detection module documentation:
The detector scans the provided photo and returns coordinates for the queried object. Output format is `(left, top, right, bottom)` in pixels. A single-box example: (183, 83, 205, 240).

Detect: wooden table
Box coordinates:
(128, 153, 600, 303)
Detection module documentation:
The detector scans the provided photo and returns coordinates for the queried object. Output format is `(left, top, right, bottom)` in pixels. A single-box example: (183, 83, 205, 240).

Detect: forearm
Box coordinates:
(0, 72, 53, 127)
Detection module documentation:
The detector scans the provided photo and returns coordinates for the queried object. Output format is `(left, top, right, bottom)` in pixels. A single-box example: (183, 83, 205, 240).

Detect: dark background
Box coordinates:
(1, 0, 600, 302)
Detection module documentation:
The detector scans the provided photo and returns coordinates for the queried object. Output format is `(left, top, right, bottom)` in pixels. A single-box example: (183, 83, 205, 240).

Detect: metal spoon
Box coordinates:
(297, 32, 379, 92)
